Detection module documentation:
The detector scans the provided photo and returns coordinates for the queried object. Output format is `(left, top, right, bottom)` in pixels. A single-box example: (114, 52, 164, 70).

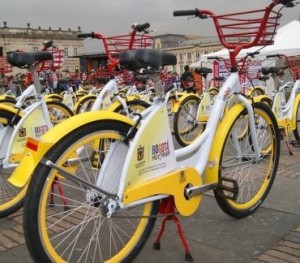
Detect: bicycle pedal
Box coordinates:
(291, 140, 300, 147)
(91, 151, 101, 169)
(217, 177, 238, 201)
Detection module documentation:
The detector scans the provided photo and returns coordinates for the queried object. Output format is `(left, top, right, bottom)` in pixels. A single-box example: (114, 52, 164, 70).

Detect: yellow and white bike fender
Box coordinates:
(8, 111, 135, 188)
(205, 103, 245, 184)
(172, 93, 200, 113)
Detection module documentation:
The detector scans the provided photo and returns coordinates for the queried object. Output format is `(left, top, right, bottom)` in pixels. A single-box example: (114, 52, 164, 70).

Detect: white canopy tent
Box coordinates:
(190, 20, 300, 68)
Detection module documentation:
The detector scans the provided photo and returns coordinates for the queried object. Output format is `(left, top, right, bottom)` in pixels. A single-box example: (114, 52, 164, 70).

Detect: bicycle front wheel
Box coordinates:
(214, 102, 280, 218)
(23, 120, 159, 263)
(173, 96, 203, 147)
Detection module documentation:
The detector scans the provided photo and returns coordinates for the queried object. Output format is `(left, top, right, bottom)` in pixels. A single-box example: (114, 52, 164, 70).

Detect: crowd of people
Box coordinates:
(0, 64, 205, 97)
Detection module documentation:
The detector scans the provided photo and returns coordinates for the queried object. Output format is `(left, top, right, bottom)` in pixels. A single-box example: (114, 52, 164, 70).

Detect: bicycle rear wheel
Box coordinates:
(0, 109, 26, 217)
(23, 120, 159, 263)
(214, 102, 280, 218)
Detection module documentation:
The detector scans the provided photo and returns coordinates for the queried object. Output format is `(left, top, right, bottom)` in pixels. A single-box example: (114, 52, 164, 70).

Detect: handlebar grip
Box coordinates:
(207, 56, 220, 60)
(134, 23, 150, 32)
(77, 32, 95, 39)
(266, 54, 282, 58)
(173, 9, 198, 17)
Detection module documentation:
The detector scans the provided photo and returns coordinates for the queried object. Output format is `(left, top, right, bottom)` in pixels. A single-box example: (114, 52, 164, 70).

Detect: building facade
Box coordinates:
(153, 34, 223, 74)
(0, 22, 84, 75)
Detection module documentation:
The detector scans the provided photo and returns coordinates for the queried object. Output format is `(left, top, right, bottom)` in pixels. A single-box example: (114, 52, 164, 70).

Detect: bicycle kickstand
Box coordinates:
(153, 196, 193, 262)
(279, 127, 293, 155)
(49, 176, 70, 211)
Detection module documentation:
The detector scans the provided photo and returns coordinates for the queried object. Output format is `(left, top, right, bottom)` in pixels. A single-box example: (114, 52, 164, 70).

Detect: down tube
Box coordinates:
(175, 72, 241, 174)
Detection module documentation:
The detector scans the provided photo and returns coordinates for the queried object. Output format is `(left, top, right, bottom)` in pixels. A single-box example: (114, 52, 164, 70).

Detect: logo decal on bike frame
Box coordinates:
(137, 145, 144, 161)
(18, 127, 27, 137)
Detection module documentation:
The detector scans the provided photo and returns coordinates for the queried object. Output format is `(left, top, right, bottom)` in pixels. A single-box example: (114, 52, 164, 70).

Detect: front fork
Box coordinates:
(239, 95, 261, 161)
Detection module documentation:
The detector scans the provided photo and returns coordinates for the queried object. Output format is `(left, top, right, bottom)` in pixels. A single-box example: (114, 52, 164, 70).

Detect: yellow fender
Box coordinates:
(249, 94, 272, 106)
(8, 111, 134, 187)
(172, 93, 200, 113)
(45, 94, 63, 102)
(246, 86, 265, 97)
(73, 94, 97, 111)
(205, 102, 245, 184)
(291, 93, 300, 130)
(0, 104, 24, 118)
(107, 96, 144, 112)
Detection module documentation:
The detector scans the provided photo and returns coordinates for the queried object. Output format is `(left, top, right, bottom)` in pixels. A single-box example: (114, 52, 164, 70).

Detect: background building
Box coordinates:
(153, 34, 223, 74)
(0, 22, 84, 75)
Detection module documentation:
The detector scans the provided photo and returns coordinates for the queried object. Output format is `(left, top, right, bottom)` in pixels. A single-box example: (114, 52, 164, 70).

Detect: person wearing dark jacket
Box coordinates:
(181, 65, 195, 92)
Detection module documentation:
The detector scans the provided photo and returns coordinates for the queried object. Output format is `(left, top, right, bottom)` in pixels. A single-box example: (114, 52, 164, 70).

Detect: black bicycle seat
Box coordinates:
(119, 49, 176, 71)
(6, 51, 53, 69)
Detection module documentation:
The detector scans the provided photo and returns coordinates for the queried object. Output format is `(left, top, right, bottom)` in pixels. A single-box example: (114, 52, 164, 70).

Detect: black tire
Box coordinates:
(0, 109, 26, 217)
(23, 120, 159, 262)
(214, 102, 280, 218)
(173, 96, 202, 147)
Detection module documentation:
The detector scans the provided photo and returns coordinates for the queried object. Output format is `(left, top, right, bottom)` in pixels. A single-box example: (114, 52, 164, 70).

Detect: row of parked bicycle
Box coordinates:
(0, 0, 299, 262)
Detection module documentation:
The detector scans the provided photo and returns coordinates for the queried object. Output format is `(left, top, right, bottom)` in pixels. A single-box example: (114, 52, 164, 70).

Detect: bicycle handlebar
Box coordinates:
(273, 0, 297, 7)
(77, 32, 96, 39)
(266, 54, 284, 58)
(132, 22, 150, 32)
(173, 9, 208, 19)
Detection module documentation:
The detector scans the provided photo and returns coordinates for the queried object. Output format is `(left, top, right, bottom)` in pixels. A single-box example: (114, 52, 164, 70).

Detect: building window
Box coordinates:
(195, 50, 200, 59)
(73, 48, 78, 56)
(33, 46, 39, 52)
(64, 48, 68, 57)
(203, 50, 209, 55)
(180, 65, 184, 74)
(179, 53, 183, 62)
(187, 52, 192, 60)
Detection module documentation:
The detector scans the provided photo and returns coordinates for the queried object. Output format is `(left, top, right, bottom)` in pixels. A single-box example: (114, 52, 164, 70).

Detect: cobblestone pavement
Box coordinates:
(0, 141, 299, 262)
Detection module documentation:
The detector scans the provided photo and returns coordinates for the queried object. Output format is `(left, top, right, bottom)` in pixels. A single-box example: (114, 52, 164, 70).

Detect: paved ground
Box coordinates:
(0, 141, 299, 263)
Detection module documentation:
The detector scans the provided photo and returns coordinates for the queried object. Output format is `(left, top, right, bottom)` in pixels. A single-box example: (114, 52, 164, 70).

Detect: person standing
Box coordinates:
(181, 65, 195, 92)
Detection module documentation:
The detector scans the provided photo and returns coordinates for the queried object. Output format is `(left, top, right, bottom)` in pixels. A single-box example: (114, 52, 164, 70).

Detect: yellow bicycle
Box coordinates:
(8, 1, 296, 261)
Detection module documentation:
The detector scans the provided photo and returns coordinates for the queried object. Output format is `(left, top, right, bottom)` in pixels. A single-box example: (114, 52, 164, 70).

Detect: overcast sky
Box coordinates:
(0, 0, 299, 52)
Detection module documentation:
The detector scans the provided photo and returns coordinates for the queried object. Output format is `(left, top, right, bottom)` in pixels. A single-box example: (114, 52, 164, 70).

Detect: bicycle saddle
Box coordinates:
(119, 49, 177, 71)
(261, 67, 280, 75)
(6, 51, 53, 69)
(194, 67, 212, 77)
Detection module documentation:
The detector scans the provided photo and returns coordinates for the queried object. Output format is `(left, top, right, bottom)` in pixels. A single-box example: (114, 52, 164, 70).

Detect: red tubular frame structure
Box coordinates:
(90, 30, 153, 76)
(197, 2, 281, 69)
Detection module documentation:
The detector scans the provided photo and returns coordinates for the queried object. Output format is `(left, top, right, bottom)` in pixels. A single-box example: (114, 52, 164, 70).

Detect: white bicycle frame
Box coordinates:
(0, 71, 53, 169)
(272, 79, 300, 120)
(91, 78, 135, 114)
(98, 71, 261, 208)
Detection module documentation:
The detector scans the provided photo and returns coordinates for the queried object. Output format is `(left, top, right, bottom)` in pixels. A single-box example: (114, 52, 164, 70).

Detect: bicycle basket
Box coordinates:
(103, 33, 153, 56)
(285, 56, 300, 79)
(0, 56, 12, 74)
(215, 8, 282, 49)
(36, 48, 64, 72)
